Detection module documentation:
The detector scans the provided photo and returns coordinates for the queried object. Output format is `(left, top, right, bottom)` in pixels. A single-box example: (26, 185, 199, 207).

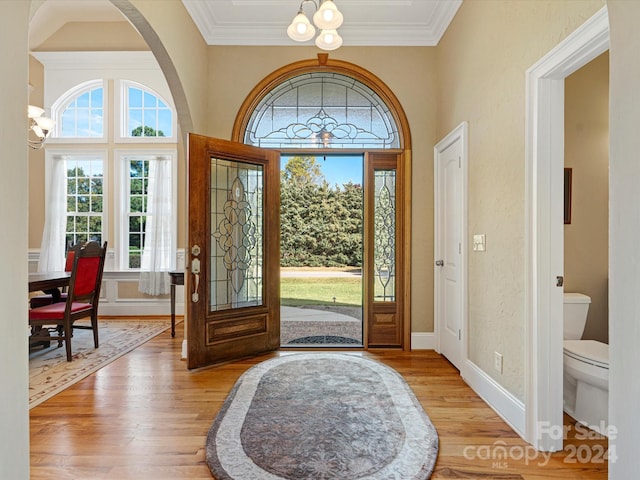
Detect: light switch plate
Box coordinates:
(473, 234, 486, 252)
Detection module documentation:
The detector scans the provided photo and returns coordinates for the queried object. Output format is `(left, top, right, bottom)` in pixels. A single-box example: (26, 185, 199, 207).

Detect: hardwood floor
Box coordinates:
(29, 320, 608, 479)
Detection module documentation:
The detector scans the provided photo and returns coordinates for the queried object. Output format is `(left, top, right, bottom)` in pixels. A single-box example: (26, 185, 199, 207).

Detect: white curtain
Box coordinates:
(37, 157, 67, 273)
(138, 156, 173, 295)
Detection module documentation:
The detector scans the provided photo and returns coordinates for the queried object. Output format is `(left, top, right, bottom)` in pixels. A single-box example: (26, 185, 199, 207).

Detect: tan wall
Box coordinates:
(436, 0, 605, 400)
(31, 21, 148, 51)
(564, 52, 609, 344)
(207, 46, 438, 333)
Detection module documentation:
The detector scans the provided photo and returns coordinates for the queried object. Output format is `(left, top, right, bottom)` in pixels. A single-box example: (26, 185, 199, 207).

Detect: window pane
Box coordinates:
(91, 88, 103, 107)
(58, 86, 104, 138)
(76, 92, 90, 108)
(158, 109, 171, 137)
(125, 85, 173, 138)
(143, 91, 156, 107)
(77, 178, 90, 194)
(92, 178, 103, 195)
(245, 72, 399, 149)
(129, 87, 142, 107)
(64, 156, 104, 254)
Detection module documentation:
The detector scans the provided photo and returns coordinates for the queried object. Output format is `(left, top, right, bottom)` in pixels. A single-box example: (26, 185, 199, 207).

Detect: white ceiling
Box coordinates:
(29, 0, 462, 49)
(182, 0, 462, 46)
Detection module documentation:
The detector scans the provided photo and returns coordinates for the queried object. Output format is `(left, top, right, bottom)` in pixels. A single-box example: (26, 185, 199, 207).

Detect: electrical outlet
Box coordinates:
(494, 352, 503, 374)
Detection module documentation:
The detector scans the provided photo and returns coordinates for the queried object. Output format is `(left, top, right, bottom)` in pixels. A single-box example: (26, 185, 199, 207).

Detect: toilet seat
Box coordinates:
(563, 340, 609, 369)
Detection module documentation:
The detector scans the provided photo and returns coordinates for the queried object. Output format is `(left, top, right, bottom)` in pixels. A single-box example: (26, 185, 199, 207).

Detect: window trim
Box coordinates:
(114, 149, 178, 271)
(116, 80, 177, 144)
(49, 80, 108, 144)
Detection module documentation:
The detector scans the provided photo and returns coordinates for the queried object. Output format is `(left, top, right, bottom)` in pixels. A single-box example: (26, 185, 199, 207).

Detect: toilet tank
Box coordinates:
(563, 293, 591, 340)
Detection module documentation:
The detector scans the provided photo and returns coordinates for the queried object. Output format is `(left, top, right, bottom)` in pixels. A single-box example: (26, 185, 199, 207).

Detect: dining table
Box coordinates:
(28, 271, 71, 349)
(28, 271, 71, 301)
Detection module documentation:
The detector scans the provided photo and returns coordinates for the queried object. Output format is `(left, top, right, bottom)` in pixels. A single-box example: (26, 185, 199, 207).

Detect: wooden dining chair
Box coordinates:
(29, 247, 78, 308)
(28, 241, 107, 361)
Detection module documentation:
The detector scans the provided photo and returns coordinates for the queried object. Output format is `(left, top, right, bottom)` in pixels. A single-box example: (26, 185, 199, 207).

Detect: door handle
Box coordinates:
(191, 245, 201, 303)
(435, 260, 444, 266)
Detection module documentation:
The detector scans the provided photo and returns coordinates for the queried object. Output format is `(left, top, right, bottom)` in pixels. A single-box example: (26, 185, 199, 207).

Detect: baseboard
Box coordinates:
(461, 359, 526, 438)
(411, 332, 435, 350)
(98, 302, 183, 316)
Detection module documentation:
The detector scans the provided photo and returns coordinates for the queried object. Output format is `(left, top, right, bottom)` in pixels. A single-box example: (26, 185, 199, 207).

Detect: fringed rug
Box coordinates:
(206, 353, 439, 479)
(29, 318, 172, 408)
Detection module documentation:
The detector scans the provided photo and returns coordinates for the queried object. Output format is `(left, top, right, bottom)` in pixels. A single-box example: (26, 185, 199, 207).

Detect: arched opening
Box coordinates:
(233, 55, 413, 349)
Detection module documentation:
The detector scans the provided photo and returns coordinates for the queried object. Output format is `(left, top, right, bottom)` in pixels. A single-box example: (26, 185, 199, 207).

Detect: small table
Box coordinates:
(169, 271, 184, 338)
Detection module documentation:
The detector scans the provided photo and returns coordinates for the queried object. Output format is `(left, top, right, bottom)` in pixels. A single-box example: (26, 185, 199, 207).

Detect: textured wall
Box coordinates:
(435, 0, 604, 400)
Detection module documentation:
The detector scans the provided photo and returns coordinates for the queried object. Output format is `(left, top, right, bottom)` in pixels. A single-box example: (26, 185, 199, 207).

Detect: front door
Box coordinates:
(187, 134, 280, 369)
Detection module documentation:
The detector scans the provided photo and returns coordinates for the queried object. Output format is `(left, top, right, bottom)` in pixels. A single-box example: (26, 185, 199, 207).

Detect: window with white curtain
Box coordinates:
(40, 73, 177, 275)
(116, 151, 177, 272)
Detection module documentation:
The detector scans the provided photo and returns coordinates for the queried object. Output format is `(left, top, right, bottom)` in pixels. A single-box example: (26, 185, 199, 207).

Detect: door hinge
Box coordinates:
(556, 276, 564, 287)
(459, 243, 461, 254)
(459, 156, 461, 168)
(458, 329, 461, 341)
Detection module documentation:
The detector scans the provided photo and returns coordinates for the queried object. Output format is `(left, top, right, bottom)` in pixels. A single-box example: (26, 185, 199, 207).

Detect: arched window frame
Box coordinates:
(232, 57, 411, 152)
(50, 79, 107, 143)
(243, 72, 401, 150)
(116, 80, 177, 143)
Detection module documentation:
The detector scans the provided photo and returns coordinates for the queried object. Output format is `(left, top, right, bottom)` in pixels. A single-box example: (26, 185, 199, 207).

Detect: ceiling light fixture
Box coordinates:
(28, 105, 54, 150)
(287, 0, 344, 51)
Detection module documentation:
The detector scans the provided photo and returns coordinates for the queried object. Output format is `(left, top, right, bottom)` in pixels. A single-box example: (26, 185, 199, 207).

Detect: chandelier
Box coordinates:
(287, 0, 344, 51)
(28, 105, 54, 150)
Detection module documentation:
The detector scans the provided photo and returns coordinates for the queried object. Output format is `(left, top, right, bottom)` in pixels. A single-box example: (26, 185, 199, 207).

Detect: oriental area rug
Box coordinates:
(206, 353, 439, 480)
(29, 318, 171, 408)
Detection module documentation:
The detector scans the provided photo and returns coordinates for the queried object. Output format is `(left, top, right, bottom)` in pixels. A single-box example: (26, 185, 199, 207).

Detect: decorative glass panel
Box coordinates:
(244, 72, 400, 149)
(210, 158, 263, 311)
(373, 170, 396, 302)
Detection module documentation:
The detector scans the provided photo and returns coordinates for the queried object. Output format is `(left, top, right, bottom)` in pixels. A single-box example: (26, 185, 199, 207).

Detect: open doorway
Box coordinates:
(280, 154, 364, 347)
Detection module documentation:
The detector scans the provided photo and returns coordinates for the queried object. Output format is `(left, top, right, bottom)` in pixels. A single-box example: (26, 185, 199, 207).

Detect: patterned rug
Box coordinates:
(29, 318, 171, 408)
(206, 353, 439, 479)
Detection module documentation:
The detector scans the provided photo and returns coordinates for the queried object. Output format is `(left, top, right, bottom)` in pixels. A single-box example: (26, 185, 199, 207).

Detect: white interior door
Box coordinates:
(434, 123, 468, 371)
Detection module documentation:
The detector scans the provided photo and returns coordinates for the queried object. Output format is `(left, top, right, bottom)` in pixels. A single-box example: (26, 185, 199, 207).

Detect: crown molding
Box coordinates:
(182, 0, 461, 47)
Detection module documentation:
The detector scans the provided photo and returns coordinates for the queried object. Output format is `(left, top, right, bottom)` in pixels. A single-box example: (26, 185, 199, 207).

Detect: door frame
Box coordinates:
(434, 122, 469, 371)
(524, 6, 609, 450)
(231, 56, 413, 350)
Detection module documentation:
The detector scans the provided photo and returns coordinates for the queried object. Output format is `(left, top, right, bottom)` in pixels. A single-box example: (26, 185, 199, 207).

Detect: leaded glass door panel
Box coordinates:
(187, 134, 280, 369)
(365, 152, 404, 347)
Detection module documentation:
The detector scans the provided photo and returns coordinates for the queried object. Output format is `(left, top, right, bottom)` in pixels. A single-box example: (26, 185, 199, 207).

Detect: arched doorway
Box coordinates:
(232, 55, 413, 350)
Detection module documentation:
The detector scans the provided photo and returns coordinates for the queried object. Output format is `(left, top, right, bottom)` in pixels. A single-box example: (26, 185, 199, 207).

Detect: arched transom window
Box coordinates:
(244, 72, 400, 149)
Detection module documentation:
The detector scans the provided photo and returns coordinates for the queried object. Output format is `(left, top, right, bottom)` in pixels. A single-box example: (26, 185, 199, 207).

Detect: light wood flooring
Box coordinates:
(29, 320, 608, 479)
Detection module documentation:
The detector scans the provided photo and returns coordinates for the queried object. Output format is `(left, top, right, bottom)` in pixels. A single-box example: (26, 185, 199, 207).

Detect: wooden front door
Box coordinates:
(187, 134, 280, 369)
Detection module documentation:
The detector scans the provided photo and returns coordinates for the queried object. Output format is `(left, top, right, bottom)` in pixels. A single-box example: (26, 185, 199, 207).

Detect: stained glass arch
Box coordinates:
(234, 59, 409, 150)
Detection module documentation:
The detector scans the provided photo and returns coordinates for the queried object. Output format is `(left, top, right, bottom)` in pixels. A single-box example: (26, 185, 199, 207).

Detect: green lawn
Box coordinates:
(280, 277, 362, 307)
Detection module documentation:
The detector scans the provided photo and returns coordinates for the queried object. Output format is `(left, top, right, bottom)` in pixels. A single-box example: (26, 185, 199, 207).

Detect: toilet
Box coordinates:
(563, 292, 609, 436)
